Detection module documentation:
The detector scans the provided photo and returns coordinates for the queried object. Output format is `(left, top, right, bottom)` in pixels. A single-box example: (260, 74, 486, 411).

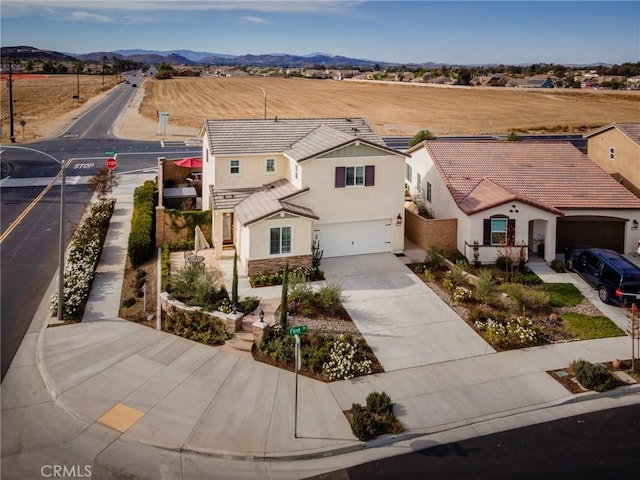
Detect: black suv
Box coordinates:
(565, 247, 640, 306)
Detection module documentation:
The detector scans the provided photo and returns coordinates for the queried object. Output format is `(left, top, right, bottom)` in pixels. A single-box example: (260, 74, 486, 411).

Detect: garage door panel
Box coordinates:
(556, 217, 625, 253)
(316, 220, 391, 257)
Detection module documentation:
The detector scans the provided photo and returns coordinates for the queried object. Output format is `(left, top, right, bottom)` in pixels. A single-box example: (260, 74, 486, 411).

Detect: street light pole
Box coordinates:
(259, 87, 267, 119)
(1, 146, 68, 320)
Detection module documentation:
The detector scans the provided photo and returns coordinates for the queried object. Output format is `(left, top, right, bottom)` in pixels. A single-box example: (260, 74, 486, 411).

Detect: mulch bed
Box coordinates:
(547, 359, 639, 394)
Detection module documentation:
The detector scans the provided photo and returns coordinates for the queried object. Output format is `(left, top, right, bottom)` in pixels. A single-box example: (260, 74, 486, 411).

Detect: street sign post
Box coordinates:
(286, 325, 307, 438)
(287, 325, 308, 336)
(104, 150, 118, 156)
(105, 157, 117, 170)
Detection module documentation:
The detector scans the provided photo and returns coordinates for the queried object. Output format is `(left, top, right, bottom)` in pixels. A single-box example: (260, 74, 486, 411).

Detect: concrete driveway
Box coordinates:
(322, 253, 495, 372)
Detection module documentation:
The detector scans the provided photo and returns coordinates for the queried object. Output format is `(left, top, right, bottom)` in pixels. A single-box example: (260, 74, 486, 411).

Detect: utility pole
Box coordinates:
(8, 62, 16, 143)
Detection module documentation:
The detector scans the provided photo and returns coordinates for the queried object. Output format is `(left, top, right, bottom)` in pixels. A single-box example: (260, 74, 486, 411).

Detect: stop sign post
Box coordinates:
(105, 157, 117, 170)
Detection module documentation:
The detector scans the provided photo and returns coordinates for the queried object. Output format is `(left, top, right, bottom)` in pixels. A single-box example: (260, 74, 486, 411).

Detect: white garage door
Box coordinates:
(315, 220, 391, 258)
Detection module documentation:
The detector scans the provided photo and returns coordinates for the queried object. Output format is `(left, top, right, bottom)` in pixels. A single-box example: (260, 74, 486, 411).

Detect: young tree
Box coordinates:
(232, 251, 239, 305)
(409, 129, 437, 147)
(279, 262, 289, 329)
(88, 167, 120, 200)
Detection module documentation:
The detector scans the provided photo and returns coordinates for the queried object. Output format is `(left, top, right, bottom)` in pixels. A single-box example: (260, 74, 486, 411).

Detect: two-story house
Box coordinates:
(584, 123, 640, 198)
(200, 118, 407, 275)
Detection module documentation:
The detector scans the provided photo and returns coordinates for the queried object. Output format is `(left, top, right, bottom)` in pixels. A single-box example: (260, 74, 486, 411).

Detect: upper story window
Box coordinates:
(405, 163, 412, 182)
(346, 166, 365, 186)
(230, 159, 240, 175)
(426, 182, 432, 203)
(609, 147, 615, 160)
(295, 164, 298, 180)
(266, 158, 275, 173)
(335, 165, 375, 188)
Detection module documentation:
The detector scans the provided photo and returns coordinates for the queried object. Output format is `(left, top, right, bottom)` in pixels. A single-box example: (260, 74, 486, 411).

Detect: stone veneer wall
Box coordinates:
(405, 210, 457, 252)
(247, 254, 313, 276)
(159, 292, 243, 334)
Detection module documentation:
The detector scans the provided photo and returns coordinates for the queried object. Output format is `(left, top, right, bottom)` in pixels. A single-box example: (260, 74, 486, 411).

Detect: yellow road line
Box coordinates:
(0, 173, 61, 244)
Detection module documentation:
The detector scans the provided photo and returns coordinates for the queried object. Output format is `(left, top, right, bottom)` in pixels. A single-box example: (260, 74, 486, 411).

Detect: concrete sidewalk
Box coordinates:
(2, 174, 639, 479)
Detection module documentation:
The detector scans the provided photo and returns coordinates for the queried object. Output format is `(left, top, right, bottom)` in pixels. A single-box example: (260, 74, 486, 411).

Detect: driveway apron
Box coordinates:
(322, 253, 495, 371)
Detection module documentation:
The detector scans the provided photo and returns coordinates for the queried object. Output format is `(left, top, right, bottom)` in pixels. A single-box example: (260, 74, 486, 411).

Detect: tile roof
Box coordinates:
(424, 141, 640, 213)
(202, 118, 385, 156)
(584, 123, 640, 147)
(210, 186, 255, 210)
(232, 178, 317, 226)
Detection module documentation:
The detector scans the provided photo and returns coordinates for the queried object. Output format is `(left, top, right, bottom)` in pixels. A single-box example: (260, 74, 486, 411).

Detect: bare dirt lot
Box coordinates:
(3, 74, 640, 142)
(0, 74, 120, 143)
(139, 77, 640, 136)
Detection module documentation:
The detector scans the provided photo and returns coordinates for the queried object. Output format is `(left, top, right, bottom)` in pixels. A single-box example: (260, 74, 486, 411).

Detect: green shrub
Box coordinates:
(161, 245, 171, 291)
(127, 180, 156, 267)
(422, 268, 435, 282)
(570, 359, 617, 392)
(504, 283, 549, 315)
(366, 391, 393, 416)
(350, 403, 378, 441)
(288, 269, 314, 304)
(261, 333, 295, 363)
(349, 392, 401, 442)
(474, 269, 497, 304)
(424, 246, 444, 269)
(445, 260, 468, 287)
(237, 296, 260, 315)
(550, 259, 566, 273)
(169, 264, 224, 310)
(164, 307, 231, 346)
(123, 297, 136, 308)
(316, 281, 345, 315)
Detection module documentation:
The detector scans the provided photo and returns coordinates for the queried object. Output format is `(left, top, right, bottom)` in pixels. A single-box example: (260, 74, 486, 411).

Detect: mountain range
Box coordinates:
(1, 46, 611, 69)
(1, 46, 438, 68)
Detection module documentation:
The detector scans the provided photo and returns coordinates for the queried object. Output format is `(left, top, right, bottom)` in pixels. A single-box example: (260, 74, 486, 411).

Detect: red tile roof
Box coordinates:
(424, 141, 640, 214)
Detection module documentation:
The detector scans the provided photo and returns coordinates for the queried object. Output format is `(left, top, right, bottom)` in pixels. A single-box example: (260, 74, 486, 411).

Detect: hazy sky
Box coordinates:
(1, 1, 639, 64)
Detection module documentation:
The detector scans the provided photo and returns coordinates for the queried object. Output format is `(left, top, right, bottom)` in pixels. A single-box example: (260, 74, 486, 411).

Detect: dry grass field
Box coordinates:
(139, 76, 640, 136)
(0, 74, 120, 143)
(2, 74, 639, 142)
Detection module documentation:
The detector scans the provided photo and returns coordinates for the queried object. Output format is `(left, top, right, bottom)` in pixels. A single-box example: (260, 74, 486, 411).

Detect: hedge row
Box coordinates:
(128, 180, 156, 267)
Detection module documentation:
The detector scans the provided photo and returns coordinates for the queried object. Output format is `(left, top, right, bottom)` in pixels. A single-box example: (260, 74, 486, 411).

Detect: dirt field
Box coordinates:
(3, 74, 640, 142)
(139, 76, 640, 136)
(0, 74, 120, 143)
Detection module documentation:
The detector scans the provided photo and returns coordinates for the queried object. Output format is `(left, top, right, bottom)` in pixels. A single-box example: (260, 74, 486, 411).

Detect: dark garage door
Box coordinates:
(556, 216, 626, 253)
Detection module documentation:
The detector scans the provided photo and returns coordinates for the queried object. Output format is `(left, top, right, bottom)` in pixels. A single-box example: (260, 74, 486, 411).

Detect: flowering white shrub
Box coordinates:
(216, 299, 234, 314)
(50, 199, 115, 318)
(322, 335, 373, 381)
(474, 316, 540, 347)
(453, 286, 472, 303)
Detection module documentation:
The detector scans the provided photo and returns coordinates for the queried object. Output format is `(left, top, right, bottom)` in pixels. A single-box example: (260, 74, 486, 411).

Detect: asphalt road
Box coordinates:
(0, 71, 200, 379)
(307, 404, 640, 480)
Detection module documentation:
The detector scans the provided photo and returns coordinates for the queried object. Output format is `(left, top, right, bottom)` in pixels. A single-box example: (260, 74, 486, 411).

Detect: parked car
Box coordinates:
(131, 83, 137, 87)
(565, 246, 640, 306)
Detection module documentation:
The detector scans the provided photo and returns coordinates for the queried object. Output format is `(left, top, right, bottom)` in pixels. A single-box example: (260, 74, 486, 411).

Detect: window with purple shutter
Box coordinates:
(335, 166, 346, 188)
(365, 165, 375, 186)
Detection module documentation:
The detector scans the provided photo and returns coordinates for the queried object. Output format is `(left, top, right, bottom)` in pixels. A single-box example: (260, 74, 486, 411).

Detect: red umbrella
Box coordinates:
(174, 157, 202, 168)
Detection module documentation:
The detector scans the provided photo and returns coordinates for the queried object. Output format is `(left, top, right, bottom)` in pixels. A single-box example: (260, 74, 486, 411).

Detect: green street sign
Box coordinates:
(104, 150, 118, 155)
(287, 325, 308, 336)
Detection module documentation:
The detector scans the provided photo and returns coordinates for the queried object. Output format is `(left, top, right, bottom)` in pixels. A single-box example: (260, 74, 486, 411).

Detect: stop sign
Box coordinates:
(105, 157, 117, 170)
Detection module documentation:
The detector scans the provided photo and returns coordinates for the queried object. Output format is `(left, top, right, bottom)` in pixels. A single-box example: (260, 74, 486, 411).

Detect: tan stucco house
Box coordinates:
(584, 123, 640, 198)
(405, 140, 640, 264)
(200, 118, 407, 275)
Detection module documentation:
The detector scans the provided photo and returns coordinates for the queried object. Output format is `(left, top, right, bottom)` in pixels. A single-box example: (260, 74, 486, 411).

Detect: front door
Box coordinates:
(222, 212, 234, 245)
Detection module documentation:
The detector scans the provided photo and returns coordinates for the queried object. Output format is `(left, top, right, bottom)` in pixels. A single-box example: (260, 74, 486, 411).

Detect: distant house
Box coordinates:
(200, 118, 407, 274)
(405, 141, 640, 263)
(584, 123, 640, 198)
(521, 74, 556, 88)
(485, 73, 510, 87)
